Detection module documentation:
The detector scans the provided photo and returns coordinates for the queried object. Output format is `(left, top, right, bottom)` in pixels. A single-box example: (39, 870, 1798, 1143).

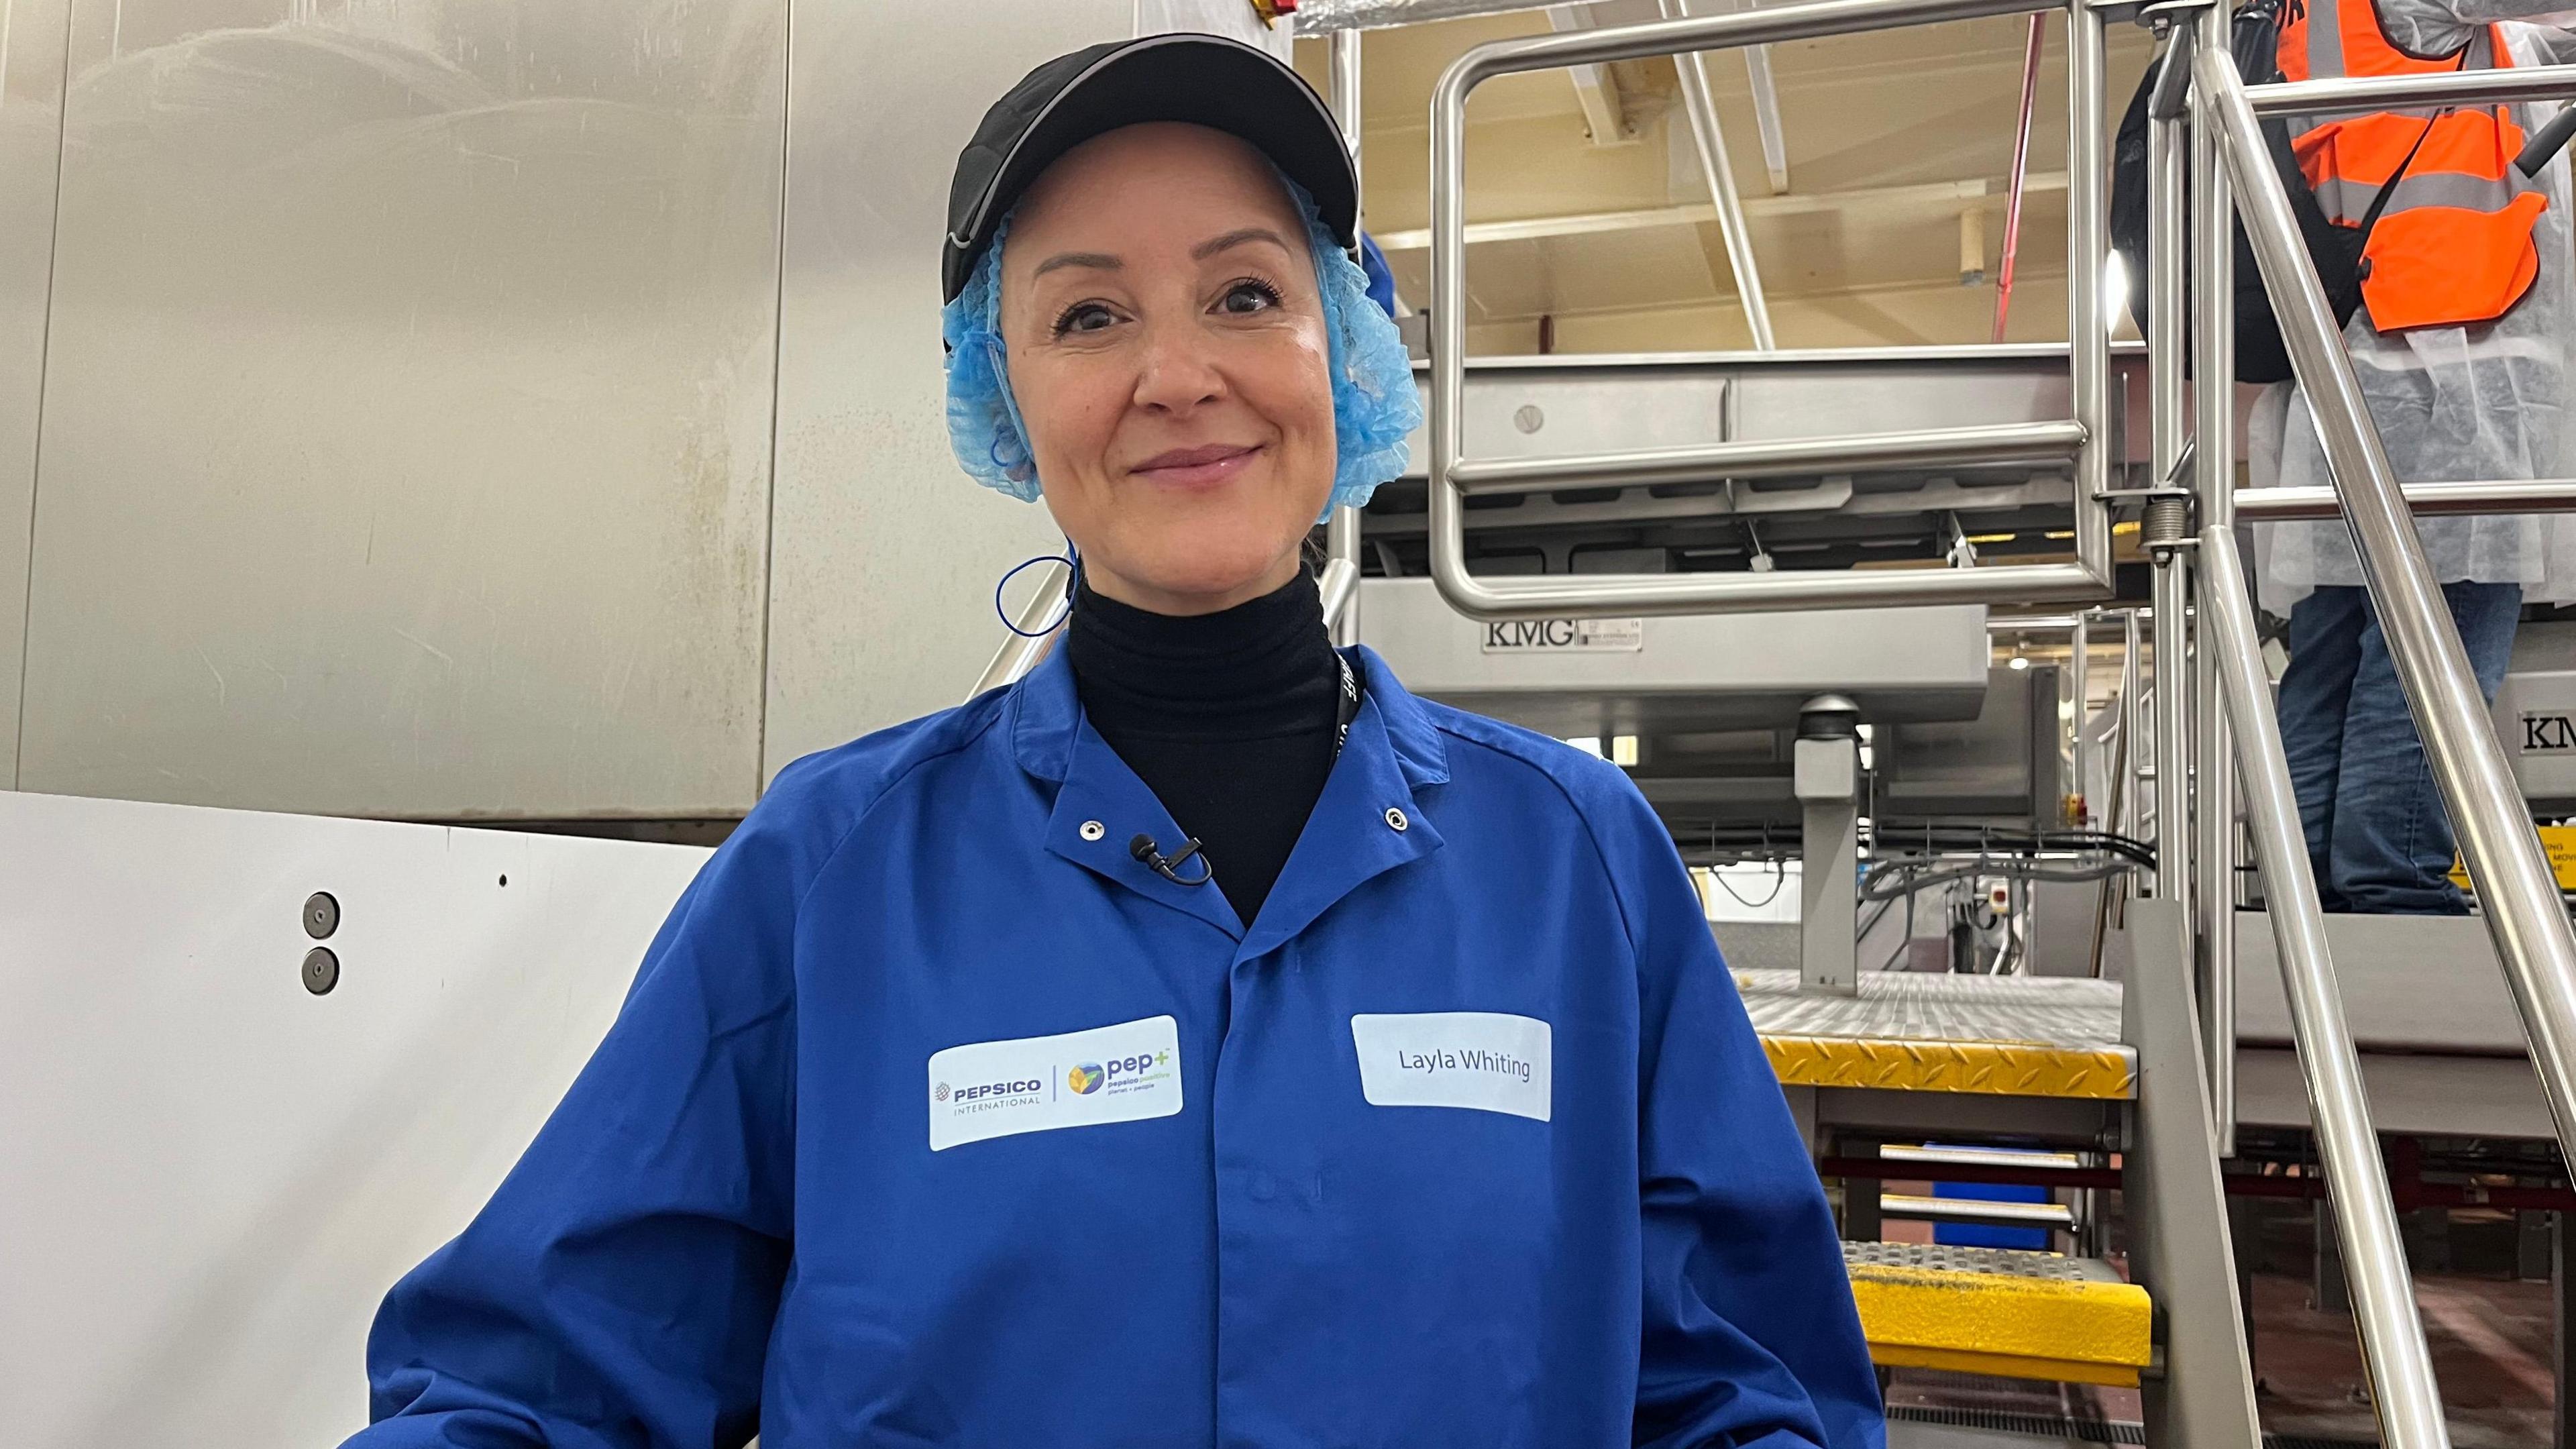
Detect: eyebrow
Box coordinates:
(1025, 227, 1297, 281)
(1030, 250, 1122, 279)
(1191, 226, 1295, 261)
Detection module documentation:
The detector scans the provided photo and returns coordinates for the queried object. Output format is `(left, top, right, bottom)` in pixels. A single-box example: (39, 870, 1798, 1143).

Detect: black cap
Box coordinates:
(943, 34, 1357, 304)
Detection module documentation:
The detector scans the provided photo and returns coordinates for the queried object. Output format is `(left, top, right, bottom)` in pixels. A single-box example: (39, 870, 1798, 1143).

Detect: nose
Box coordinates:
(1130, 315, 1226, 416)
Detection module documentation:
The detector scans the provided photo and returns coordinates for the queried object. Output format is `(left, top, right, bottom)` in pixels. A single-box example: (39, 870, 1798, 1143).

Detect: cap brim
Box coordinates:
(944, 35, 1356, 302)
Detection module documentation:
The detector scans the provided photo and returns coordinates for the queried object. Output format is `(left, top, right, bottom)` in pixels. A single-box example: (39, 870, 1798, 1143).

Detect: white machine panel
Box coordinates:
(0, 791, 704, 1446)
(1359, 576, 1990, 735)
(0, 0, 70, 785)
(17, 1, 789, 818)
(758, 0, 1134, 777)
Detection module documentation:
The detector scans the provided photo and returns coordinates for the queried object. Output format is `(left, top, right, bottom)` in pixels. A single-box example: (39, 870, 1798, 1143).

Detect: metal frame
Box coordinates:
(1329, 30, 1371, 650)
(2188, 2, 2238, 1157)
(1659, 0, 1777, 350)
(2170, 44, 2576, 1449)
(2235, 479, 2576, 520)
(2198, 50, 2576, 1177)
(1421, 0, 2116, 621)
(2202, 527, 2449, 1448)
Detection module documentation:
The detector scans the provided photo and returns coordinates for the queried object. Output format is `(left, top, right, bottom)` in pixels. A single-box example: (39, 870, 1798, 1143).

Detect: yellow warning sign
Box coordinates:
(2449, 825, 2576, 892)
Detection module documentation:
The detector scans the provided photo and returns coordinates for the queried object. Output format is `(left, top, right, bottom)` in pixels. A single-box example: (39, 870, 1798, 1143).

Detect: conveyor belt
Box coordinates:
(1843, 1240, 2153, 1387)
(1737, 968, 2132, 1099)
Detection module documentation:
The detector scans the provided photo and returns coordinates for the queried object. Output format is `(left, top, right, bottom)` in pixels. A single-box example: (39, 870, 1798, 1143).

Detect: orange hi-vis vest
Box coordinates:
(2276, 0, 2548, 332)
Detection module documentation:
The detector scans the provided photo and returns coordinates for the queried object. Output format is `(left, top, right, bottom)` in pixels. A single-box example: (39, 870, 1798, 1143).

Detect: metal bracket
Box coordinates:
(2132, 0, 2215, 32)
(1945, 511, 1980, 569)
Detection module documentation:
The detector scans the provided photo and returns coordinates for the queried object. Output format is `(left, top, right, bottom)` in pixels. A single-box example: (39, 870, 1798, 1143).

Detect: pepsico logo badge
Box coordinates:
(1067, 1063, 1104, 1095)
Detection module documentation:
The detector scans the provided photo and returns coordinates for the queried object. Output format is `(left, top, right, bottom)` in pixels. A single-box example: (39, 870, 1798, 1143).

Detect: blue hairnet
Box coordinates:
(941, 175, 1420, 519)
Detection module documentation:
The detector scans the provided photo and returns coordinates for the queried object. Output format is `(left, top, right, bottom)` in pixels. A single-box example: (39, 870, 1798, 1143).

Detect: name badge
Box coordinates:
(1350, 1012, 1552, 1122)
(928, 1015, 1183, 1152)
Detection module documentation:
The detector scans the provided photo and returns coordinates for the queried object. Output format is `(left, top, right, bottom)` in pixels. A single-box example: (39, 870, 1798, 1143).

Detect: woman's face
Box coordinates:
(1002, 123, 1337, 616)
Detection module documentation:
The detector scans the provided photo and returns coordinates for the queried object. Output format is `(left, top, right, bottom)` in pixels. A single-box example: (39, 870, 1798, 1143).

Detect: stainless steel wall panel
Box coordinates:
(0, 0, 71, 788)
(19, 1, 787, 817)
(759, 0, 1132, 777)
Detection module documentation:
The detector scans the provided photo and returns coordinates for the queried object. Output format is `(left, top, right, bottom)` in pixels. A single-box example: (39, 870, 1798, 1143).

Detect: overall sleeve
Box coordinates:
(345, 800, 827, 1449)
(1594, 784, 1884, 1449)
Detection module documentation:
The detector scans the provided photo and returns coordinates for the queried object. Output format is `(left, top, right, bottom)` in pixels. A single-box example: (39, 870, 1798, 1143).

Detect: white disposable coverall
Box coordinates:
(2250, 5, 2576, 614)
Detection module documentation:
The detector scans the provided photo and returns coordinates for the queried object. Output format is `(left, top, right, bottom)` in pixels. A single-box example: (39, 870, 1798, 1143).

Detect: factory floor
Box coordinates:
(1874, 1205, 2558, 1446)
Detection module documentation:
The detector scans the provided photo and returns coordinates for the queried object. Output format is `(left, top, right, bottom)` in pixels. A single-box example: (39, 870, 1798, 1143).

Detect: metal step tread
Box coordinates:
(1880, 1193, 2077, 1228)
(1843, 1240, 2151, 1387)
(1737, 968, 2133, 1100)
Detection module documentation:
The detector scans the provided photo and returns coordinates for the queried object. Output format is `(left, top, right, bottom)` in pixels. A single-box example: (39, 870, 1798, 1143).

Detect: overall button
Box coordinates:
(1384, 806, 1409, 833)
(1079, 820, 1106, 842)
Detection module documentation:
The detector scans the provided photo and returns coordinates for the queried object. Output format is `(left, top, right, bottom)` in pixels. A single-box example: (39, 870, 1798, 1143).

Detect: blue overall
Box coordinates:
(352, 647, 1883, 1448)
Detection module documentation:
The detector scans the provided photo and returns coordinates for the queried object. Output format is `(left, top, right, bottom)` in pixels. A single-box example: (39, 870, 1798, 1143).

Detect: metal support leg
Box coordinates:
(2192, 19, 2240, 1155)
(2119, 898, 2264, 1448)
(1843, 1136, 1882, 1241)
(2522, 1208, 2555, 1282)
(2146, 65, 2194, 924)
(2230, 1192, 2266, 1389)
(1326, 30, 1367, 650)
(1797, 695, 1861, 994)
(2557, 1213, 2574, 1449)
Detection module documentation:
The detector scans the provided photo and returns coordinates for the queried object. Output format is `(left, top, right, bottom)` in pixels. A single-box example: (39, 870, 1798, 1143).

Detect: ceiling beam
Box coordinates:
(1370, 171, 2070, 251)
(1742, 43, 1791, 193)
(1542, 7, 1638, 145)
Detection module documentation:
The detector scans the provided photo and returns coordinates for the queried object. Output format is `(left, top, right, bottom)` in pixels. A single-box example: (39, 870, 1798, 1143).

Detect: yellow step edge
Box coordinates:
(1762, 1033, 2135, 1099)
(1843, 1245, 2152, 1387)
(1866, 1343, 2143, 1388)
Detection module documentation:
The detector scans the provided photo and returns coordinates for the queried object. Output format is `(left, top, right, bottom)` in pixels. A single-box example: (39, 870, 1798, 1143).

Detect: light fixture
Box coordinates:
(2008, 655, 2031, 671)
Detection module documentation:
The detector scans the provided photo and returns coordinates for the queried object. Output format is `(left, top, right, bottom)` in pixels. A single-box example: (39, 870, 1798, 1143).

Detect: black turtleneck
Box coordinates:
(1067, 567, 1341, 926)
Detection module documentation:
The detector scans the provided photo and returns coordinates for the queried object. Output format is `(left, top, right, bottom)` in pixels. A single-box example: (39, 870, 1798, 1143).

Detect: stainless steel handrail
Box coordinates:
(2200, 525, 2451, 1449)
(1423, 0, 2115, 621)
(1318, 557, 1361, 634)
(2148, 28, 2193, 920)
(2201, 47, 2576, 1168)
(2235, 479, 2576, 520)
(1328, 28, 1369, 650)
(2190, 3, 2239, 1157)
(2249, 64, 2576, 118)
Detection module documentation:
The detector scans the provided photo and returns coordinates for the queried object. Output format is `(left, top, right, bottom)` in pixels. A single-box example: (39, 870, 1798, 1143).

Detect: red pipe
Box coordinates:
(1816, 1157, 2576, 1212)
(1990, 13, 2047, 343)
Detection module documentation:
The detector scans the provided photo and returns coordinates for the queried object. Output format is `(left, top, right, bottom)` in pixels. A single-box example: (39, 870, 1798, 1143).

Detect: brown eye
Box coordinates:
(1218, 278, 1283, 316)
(1052, 302, 1118, 337)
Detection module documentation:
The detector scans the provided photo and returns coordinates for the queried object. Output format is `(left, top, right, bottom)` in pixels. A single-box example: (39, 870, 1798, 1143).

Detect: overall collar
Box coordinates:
(1010, 645, 1450, 950)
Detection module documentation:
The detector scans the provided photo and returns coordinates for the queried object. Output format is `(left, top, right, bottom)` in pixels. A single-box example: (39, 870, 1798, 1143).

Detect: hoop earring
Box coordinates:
(995, 541, 1078, 639)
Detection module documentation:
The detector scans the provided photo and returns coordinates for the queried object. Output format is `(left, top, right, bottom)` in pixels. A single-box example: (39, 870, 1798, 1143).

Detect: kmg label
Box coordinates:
(1480, 617, 1644, 654)
(2522, 712, 2576, 755)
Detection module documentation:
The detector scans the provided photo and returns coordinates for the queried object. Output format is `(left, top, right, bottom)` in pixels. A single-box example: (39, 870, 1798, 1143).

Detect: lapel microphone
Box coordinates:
(1130, 833, 1214, 888)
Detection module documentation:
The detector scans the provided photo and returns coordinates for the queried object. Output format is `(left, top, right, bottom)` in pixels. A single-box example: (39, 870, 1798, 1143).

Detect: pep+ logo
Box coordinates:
(1067, 1063, 1104, 1095)
(1099, 1049, 1172, 1089)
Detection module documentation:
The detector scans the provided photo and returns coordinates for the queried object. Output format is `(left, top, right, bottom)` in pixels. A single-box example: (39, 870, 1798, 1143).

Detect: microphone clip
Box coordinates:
(1130, 833, 1213, 888)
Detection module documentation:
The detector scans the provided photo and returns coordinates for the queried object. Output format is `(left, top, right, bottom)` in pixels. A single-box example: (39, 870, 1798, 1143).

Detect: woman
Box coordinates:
(2250, 1, 2576, 914)
(352, 34, 1880, 1449)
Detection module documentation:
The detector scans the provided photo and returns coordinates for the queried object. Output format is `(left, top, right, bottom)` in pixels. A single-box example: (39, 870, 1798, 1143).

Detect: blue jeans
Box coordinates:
(2277, 582, 2522, 914)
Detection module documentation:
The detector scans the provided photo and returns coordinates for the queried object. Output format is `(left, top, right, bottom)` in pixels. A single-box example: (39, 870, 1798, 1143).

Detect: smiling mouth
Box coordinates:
(1130, 444, 1262, 488)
